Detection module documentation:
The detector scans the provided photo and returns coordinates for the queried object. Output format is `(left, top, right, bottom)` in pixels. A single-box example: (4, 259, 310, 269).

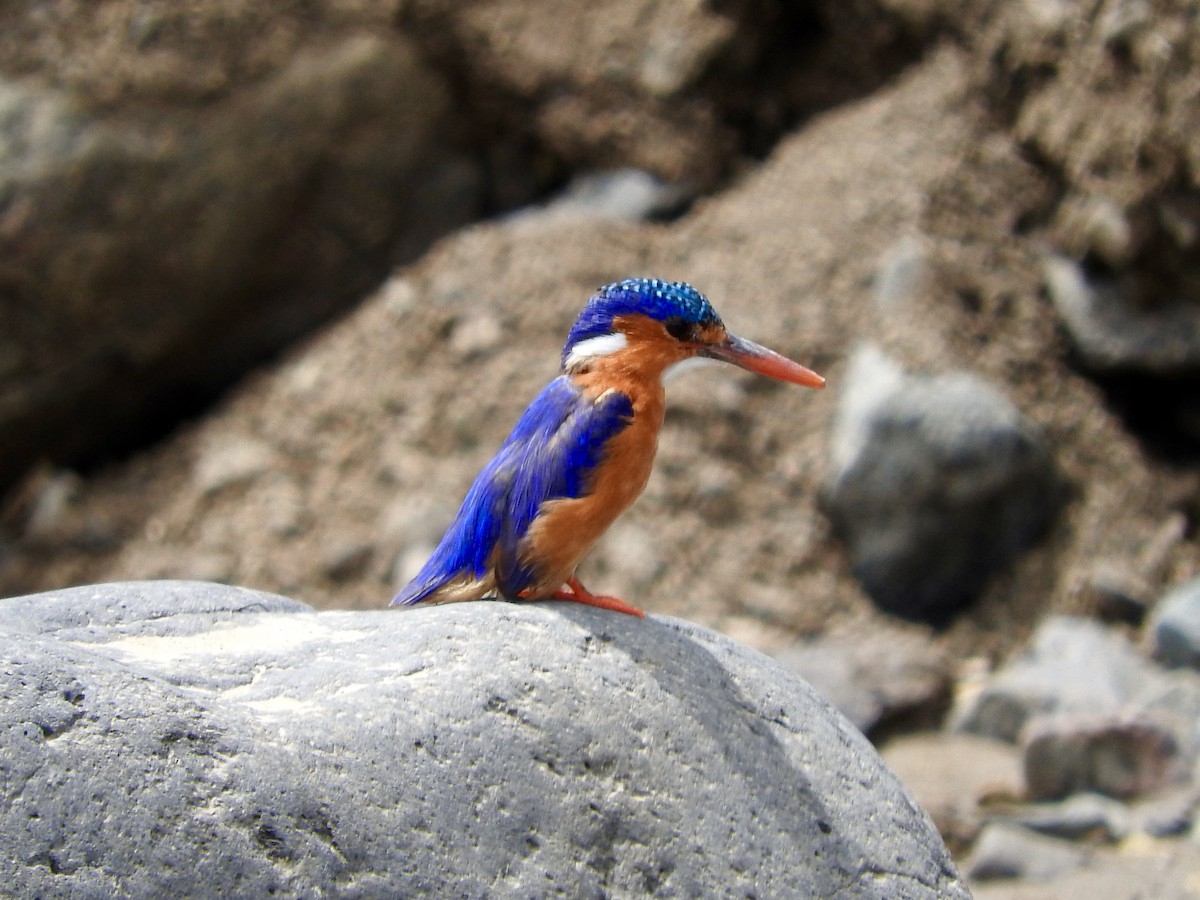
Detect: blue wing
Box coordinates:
(392, 377, 633, 606)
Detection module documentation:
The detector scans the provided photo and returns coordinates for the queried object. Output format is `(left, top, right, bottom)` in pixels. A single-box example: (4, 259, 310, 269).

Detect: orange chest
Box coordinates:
(584, 382, 665, 511)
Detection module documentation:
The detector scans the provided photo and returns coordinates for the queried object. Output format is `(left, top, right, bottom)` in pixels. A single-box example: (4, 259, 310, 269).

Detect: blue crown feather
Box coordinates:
(562, 278, 720, 367)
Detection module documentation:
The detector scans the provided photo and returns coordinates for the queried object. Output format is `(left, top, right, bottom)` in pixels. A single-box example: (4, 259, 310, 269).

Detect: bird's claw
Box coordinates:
(519, 576, 646, 618)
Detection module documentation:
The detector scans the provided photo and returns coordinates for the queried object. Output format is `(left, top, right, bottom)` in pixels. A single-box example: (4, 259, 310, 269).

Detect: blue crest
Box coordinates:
(562, 278, 720, 367)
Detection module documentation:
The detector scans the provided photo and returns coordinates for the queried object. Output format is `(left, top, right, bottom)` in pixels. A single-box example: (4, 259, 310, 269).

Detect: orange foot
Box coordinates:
(521, 575, 645, 618)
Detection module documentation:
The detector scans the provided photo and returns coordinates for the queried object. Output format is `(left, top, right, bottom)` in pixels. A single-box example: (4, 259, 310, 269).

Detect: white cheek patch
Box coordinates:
(663, 355, 722, 383)
(564, 332, 628, 369)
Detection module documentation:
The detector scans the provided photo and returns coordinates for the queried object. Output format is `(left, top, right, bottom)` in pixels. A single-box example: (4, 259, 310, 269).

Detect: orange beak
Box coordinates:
(701, 333, 826, 389)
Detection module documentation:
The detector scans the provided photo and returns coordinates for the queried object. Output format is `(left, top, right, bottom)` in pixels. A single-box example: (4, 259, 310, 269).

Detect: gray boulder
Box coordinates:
(951, 616, 1151, 743)
(0, 30, 482, 494)
(824, 345, 1061, 622)
(0, 581, 967, 898)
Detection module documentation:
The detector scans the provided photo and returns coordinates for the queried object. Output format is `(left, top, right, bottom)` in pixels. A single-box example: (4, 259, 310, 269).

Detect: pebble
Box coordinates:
(964, 822, 1088, 881)
(1001, 792, 1131, 843)
(1149, 576, 1200, 669)
(952, 616, 1150, 743)
(1022, 712, 1182, 801)
(1045, 255, 1200, 373)
(193, 435, 275, 494)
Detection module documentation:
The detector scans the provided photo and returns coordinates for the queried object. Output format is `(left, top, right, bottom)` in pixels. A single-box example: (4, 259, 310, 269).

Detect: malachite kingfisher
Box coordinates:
(392, 277, 825, 618)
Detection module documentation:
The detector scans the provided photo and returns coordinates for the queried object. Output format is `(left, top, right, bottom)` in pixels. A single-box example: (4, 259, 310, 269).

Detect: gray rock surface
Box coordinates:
(824, 345, 1061, 622)
(1151, 577, 1200, 669)
(952, 616, 1153, 743)
(0, 31, 482, 494)
(0, 581, 968, 898)
(1002, 793, 1131, 843)
(964, 823, 1088, 882)
(1022, 712, 1184, 801)
(1045, 257, 1200, 374)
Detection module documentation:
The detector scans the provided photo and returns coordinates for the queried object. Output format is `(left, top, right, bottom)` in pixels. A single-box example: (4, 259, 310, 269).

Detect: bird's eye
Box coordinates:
(663, 317, 695, 342)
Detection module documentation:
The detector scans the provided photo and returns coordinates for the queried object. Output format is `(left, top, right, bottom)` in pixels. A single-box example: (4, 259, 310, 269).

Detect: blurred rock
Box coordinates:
(1000, 793, 1131, 843)
(396, 0, 930, 185)
(952, 616, 1151, 743)
(1132, 784, 1199, 838)
(319, 540, 374, 583)
(1045, 257, 1200, 374)
(0, 581, 969, 898)
(1022, 712, 1183, 801)
(18, 470, 82, 543)
(825, 345, 1061, 622)
(522, 169, 691, 224)
(193, 436, 275, 495)
(1079, 562, 1153, 626)
(773, 625, 950, 735)
(1149, 576, 1200, 669)
(964, 822, 1088, 882)
(0, 28, 483, 495)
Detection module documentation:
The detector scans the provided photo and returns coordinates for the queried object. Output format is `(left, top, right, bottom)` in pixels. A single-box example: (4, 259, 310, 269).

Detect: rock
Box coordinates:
(319, 540, 374, 583)
(964, 822, 1088, 882)
(1044, 256, 1200, 374)
(772, 625, 950, 735)
(1022, 712, 1184, 801)
(522, 169, 690, 224)
(0, 581, 968, 898)
(969, 836, 1200, 900)
(192, 436, 276, 495)
(952, 616, 1152, 743)
(1150, 576, 1200, 669)
(0, 27, 483, 496)
(1000, 793, 1131, 843)
(824, 345, 1061, 622)
(1131, 784, 1199, 838)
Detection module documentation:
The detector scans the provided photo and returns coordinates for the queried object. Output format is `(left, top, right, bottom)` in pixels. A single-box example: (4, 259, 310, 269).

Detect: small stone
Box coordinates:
(873, 235, 931, 310)
(1045, 255, 1200, 373)
(952, 616, 1151, 743)
(22, 470, 82, 541)
(321, 540, 374, 582)
(1022, 712, 1182, 801)
(193, 435, 275, 494)
(1003, 792, 1131, 843)
(1132, 784, 1199, 838)
(964, 822, 1088, 881)
(1149, 576, 1200, 669)
(1081, 562, 1151, 625)
(533, 169, 689, 223)
(380, 276, 417, 317)
(449, 311, 504, 359)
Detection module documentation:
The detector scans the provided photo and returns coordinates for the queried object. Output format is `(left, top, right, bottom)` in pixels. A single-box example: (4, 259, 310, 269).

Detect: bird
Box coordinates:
(391, 277, 825, 617)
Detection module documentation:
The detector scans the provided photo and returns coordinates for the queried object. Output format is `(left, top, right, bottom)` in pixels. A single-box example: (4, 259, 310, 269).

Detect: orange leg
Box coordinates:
(551, 575, 645, 617)
(519, 575, 645, 617)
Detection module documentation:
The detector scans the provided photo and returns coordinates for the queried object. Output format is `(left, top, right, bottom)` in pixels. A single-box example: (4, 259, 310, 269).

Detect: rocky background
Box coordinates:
(2, 0, 1200, 895)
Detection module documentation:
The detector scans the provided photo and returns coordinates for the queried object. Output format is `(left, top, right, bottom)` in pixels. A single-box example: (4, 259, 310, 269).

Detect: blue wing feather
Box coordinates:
(392, 377, 633, 606)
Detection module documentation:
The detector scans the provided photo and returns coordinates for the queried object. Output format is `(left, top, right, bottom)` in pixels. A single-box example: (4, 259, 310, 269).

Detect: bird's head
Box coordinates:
(561, 277, 825, 388)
